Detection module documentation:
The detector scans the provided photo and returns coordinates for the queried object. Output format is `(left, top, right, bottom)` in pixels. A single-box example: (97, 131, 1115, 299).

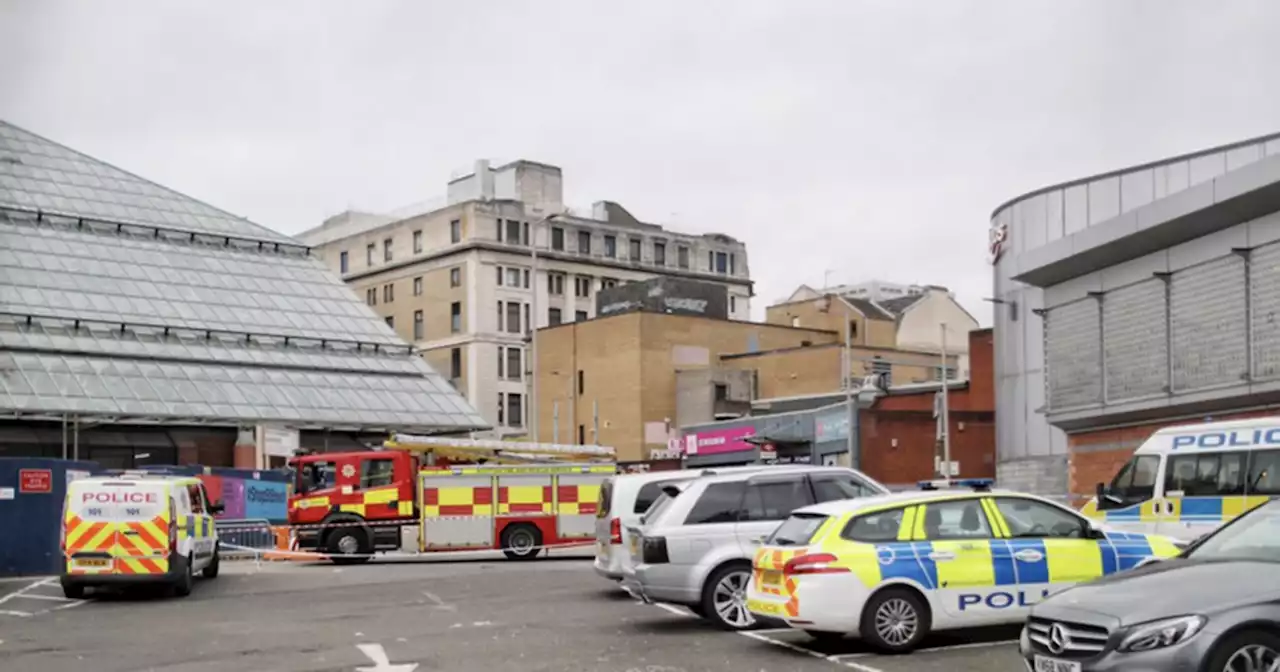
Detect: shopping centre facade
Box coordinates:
(991, 131, 1280, 501)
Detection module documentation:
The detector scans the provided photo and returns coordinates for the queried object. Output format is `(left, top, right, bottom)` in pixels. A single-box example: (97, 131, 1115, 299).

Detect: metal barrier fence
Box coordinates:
(215, 519, 278, 560)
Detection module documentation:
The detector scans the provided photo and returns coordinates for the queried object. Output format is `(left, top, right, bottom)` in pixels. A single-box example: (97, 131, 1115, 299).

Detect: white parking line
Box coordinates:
(831, 638, 1020, 659)
(11, 593, 76, 602)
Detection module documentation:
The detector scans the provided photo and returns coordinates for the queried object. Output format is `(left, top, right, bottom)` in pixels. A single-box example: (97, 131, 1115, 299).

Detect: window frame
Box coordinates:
(917, 497, 997, 541)
(683, 481, 747, 526)
(840, 506, 908, 543)
(738, 475, 816, 523)
(360, 458, 396, 489)
(987, 495, 1092, 540)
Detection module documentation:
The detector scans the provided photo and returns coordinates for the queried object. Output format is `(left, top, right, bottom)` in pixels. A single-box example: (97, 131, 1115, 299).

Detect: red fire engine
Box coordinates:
(286, 434, 616, 563)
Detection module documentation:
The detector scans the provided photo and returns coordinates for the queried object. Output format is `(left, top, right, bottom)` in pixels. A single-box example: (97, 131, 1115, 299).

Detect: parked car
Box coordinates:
(1021, 498, 1280, 672)
(627, 465, 887, 630)
(743, 481, 1183, 652)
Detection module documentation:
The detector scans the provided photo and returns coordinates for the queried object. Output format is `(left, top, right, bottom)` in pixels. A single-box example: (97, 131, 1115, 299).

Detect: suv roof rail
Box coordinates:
(917, 478, 994, 492)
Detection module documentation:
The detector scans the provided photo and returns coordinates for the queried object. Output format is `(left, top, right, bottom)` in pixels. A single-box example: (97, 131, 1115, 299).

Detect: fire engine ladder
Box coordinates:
(384, 434, 616, 464)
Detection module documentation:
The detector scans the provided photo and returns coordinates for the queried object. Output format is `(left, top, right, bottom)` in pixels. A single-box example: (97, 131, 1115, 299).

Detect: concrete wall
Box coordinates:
(895, 290, 979, 377)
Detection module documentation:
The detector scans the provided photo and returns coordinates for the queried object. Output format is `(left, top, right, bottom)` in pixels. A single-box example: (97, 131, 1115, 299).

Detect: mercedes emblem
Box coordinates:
(1047, 624, 1071, 654)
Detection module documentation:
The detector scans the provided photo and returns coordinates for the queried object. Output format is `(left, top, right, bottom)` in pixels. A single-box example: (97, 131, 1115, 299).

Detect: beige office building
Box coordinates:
(298, 159, 753, 436)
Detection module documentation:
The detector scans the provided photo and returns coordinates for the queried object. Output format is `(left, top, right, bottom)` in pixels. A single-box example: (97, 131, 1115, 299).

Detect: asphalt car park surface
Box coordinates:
(0, 551, 1027, 672)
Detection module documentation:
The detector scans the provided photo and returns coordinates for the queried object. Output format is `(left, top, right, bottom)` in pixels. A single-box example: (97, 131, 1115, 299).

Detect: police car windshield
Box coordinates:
(1187, 501, 1280, 563)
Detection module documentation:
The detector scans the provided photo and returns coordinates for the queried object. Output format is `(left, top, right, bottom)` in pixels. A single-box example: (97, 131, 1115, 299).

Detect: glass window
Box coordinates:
(339, 251, 349, 273)
(990, 497, 1087, 539)
(450, 302, 461, 333)
(811, 474, 878, 502)
(1107, 454, 1160, 499)
(412, 230, 423, 254)
(366, 244, 375, 266)
(1165, 452, 1245, 496)
(383, 238, 393, 262)
(740, 477, 815, 522)
(577, 230, 591, 254)
(768, 513, 829, 546)
(634, 481, 672, 514)
(551, 227, 564, 251)
(506, 347, 521, 381)
(684, 482, 745, 525)
(413, 276, 423, 296)
(360, 459, 396, 488)
(505, 302, 521, 334)
(450, 347, 461, 379)
(548, 308, 562, 325)
(677, 246, 689, 269)
(496, 266, 504, 286)
(841, 507, 905, 543)
(507, 392, 523, 428)
(450, 268, 460, 288)
(1247, 449, 1280, 495)
(187, 484, 205, 514)
(604, 235, 617, 258)
(628, 238, 641, 260)
(413, 310, 423, 340)
(653, 241, 666, 265)
(506, 220, 522, 245)
(715, 251, 728, 273)
(1187, 501, 1280, 561)
(575, 310, 588, 322)
(450, 219, 461, 243)
(920, 499, 992, 540)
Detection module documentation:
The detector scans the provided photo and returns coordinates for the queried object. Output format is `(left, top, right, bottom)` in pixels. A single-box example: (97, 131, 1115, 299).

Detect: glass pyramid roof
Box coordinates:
(0, 121, 487, 432)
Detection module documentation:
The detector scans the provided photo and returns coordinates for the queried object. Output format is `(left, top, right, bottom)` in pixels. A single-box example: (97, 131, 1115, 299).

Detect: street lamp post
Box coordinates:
(529, 213, 561, 442)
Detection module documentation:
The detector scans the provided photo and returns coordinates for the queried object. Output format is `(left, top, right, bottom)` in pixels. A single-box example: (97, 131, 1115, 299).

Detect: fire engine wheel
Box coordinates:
(500, 523, 542, 561)
(326, 528, 372, 565)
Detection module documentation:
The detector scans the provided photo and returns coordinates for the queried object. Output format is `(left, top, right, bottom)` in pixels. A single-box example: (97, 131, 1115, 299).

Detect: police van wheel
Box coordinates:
(501, 524, 542, 561)
(203, 545, 220, 579)
(327, 529, 372, 565)
(172, 556, 194, 598)
(861, 588, 929, 653)
(61, 581, 85, 600)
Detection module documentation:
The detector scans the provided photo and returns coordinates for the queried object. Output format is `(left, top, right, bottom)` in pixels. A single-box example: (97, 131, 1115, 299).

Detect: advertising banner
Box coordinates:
(244, 481, 289, 522)
(684, 426, 756, 456)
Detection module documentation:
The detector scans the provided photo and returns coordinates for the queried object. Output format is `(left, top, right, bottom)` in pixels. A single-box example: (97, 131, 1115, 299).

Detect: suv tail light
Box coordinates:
(641, 536, 669, 564)
(784, 553, 847, 576)
(609, 517, 622, 545)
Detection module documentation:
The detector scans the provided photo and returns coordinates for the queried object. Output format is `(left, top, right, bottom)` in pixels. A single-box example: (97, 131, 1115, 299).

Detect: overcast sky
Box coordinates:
(3, 1, 1279, 324)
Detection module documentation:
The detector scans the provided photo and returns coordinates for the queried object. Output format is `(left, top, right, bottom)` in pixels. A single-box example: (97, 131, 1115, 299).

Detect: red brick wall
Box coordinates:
(967, 328, 994, 411)
(1068, 407, 1280, 499)
(859, 410, 995, 485)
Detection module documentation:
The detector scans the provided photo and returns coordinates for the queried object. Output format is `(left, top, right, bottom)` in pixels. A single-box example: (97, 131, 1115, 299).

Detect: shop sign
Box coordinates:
(683, 426, 756, 456)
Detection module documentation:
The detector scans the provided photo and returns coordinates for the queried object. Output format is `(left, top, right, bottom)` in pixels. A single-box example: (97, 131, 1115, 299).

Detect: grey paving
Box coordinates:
(0, 555, 1028, 672)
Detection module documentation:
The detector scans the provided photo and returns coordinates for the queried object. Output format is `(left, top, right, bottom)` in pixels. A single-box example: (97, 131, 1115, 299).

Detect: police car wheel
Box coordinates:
(861, 588, 928, 653)
(1204, 629, 1280, 672)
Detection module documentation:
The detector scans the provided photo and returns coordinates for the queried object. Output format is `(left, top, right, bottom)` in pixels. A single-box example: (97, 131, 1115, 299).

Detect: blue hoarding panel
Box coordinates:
(0, 458, 100, 577)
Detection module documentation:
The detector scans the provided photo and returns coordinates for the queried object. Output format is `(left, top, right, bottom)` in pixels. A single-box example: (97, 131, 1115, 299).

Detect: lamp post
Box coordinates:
(529, 212, 562, 442)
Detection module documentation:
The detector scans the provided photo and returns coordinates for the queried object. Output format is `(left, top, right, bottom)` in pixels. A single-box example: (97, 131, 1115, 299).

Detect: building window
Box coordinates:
(497, 393, 505, 425)
(383, 283, 394, 303)
(548, 273, 565, 295)
(366, 243, 376, 266)
(729, 253, 736, 275)
(577, 370, 584, 395)
(450, 219, 461, 243)
(507, 393, 523, 428)
(497, 346, 505, 378)
(496, 266, 504, 286)
(506, 347, 521, 381)
(714, 383, 728, 401)
(506, 267, 522, 287)
(849, 320, 858, 340)
(524, 303, 530, 334)
(339, 251, 349, 273)
(549, 307, 562, 325)
(604, 235, 617, 258)
(575, 310, 588, 322)
(496, 301, 504, 331)
(574, 276, 591, 298)
(413, 310, 423, 340)
(385, 316, 394, 328)
(383, 238, 393, 262)
(413, 276, 423, 296)
(505, 302, 521, 334)
(601, 277, 617, 290)
(523, 269, 530, 288)
(871, 357, 892, 386)
(551, 227, 565, 251)
(730, 296, 736, 313)
(714, 251, 727, 274)
(412, 230, 423, 254)
(523, 222, 530, 245)
(506, 219, 522, 245)
(629, 238, 641, 260)
(578, 230, 591, 254)
(653, 242, 665, 266)
(450, 268, 461, 288)
(578, 425, 585, 445)
(450, 347, 461, 379)
(677, 245, 689, 269)
(365, 287, 377, 305)
(450, 302, 461, 333)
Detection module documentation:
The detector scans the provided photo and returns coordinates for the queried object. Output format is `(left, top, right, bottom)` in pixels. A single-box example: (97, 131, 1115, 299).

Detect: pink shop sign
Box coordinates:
(684, 426, 756, 456)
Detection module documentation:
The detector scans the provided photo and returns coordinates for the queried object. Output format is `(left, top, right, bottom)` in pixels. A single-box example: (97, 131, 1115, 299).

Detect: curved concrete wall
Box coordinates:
(989, 133, 1280, 495)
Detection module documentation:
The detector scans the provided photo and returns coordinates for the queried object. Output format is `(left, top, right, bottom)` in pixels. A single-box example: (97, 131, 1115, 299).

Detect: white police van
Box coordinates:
(1083, 416, 1280, 541)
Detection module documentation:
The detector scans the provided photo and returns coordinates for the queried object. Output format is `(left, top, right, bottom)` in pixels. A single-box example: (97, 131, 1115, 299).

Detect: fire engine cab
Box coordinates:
(287, 434, 616, 563)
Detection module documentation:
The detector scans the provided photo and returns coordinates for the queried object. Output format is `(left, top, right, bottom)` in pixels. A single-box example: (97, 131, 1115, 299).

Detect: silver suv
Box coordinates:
(628, 465, 887, 630)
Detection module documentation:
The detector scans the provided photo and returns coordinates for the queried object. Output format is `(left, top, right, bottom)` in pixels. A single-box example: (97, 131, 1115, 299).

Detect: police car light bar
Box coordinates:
(917, 478, 994, 491)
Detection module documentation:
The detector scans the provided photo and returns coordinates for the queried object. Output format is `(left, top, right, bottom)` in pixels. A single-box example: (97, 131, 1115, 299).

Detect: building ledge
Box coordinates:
(1045, 377, 1280, 432)
(1011, 153, 1280, 288)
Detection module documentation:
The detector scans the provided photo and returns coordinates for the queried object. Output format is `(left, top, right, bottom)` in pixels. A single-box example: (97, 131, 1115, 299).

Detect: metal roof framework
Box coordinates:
(0, 121, 488, 434)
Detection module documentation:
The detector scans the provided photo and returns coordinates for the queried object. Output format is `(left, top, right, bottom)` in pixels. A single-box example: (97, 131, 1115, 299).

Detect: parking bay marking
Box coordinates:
(830, 638, 1020, 659)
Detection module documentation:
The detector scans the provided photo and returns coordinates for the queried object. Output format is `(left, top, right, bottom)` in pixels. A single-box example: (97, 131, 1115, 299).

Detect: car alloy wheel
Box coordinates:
(1223, 644, 1279, 672)
(873, 597, 918, 647)
(712, 569, 754, 629)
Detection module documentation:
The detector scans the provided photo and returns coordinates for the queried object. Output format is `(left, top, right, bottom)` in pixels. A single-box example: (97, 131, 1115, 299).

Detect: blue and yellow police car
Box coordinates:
(744, 480, 1183, 653)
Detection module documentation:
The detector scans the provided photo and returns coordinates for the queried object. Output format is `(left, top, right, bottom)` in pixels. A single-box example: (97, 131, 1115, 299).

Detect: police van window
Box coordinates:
(187, 484, 205, 514)
(841, 507, 905, 543)
(360, 459, 395, 489)
(921, 499, 991, 540)
(1165, 453, 1245, 496)
(1247, 449, 1280, 495)
(740, 477, 815, 522)
(684, 481, 746, 525)
(1108, 454, 1160, 498)
(991, 497, 1086, 539)
(810, 474, 875, 503)
(634, 481, 671, 514)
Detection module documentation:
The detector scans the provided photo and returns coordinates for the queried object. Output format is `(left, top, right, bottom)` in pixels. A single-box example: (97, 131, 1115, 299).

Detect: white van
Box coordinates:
(61, 475, 223, 598)
(593, 466, 788, 582)
(1083, 416, 1280, 541)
